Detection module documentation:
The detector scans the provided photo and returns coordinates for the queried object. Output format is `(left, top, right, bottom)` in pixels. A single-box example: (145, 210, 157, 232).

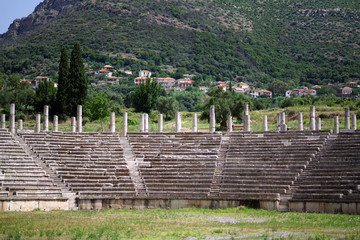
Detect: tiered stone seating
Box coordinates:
(128, 132, 222, 198)
(19, 132, 136, 198)
(219, 131, 331, 201)
(291, 131, 360, 202)
(0, 129, 63, 198)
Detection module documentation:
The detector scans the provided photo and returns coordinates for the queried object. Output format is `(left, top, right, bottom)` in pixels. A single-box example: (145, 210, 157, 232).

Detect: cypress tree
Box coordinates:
(69, 43, 88, 116)
(56, 48, 70, 118)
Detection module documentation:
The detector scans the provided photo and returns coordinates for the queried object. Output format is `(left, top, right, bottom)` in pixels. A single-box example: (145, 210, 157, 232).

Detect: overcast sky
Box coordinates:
(0, 0, 43, 34)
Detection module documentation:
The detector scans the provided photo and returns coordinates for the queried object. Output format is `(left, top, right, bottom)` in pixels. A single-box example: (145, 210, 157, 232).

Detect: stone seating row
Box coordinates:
(219, 131, 330, 200)
(291, 132, 360, 202)
(19, 132, 136, 197)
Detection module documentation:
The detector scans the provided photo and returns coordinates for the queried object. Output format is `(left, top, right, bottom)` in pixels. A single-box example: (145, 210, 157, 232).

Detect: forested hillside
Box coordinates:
(1, 0, 359, 88)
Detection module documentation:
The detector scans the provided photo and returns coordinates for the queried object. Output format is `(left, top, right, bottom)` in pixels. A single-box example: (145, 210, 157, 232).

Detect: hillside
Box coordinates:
(0, 0, 360, 87)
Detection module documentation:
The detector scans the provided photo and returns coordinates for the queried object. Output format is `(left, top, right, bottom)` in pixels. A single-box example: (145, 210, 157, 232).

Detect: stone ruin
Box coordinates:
(0, 103, 359, 214)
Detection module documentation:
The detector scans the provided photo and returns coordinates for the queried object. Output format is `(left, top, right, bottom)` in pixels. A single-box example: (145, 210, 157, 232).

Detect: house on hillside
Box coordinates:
(291, 88, 316, 97)
(32, 76, 57, 88)
(216, 82, 229, 91)
(124, 70, 133, 75)
(347, 82, 358, 88)
(134, 76, 147, 85)
(184, 74, 195, 80)
(337, 87, 352, 97)
(104, 65, 115, 71)
(232, 86, 245, 93)
(258, 89, 272, 98)
(95, 69, 112, 78)
(198, 86, 209, 93)
(139, 70, 152, 78)
(157, 77, 176, 89)
(177, 79, 194, 89)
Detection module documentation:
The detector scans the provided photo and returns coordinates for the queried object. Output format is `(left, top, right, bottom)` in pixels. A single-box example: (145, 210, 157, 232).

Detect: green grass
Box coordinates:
(0, 207, 359, 239)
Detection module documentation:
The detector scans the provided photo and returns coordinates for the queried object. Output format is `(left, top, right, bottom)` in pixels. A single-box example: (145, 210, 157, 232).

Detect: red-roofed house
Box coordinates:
(96, 69, 112, 77)
(104, 65, 115, 71)
(139, 70, 152, 78)
(258, 89, 272, 98)
(198, 86, 209, 93)
(157, 77, 176, 89)
(177, 79, 194, 89)
(347, 82, 358, 88)
(337, 87, 352, 97)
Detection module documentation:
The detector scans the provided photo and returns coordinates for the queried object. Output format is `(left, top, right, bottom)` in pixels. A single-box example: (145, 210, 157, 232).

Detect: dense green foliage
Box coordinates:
(0, 0, 359, 87)
(56, 48, 70, 118)
(84, 92, 110, 131)
(130, 79, 161, 113)
(68, 43, 88, 116)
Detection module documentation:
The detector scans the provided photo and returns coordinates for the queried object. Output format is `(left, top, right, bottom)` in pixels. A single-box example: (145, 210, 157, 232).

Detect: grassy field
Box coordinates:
(13, 105, 358, 134)
(1, 207, 360, 240)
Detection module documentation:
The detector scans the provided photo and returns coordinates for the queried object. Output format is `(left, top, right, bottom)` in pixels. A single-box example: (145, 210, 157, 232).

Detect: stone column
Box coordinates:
(310, 105, 316, 131)
(9, 103, 15, 134)
(352, 114, 357, 130)
(244, 104, 249, 131)
(344, 107, 350, 130)
(77, 105, 82, 133)
(228, 115, 233, 132)
(123, 112, 128, 136)
(244, 114, 251, 132)
(298, 112, 303, 131)
(334, 116, 339, 134)
(18, 120, 23, 131)
(192, 113, 197, 132)
(1, 114, 5, 129)
(158, 114, 163, 133)
(140, 114, 144, 132)
(144, 113, 149, 133)
(276, 113, 281, 130)
(263, 115, 268, 131)
(316, 117, 321, 131)
(53, 115, 58, 132)
(110, 112, 116, 133)
(35, 114, 41, 133)
(280, 112, 287, 131)
(209, 105, 215, 133)
(43, 105, 49, 132)
(175, 112, 181, 132)
(71, 117, 76, 133)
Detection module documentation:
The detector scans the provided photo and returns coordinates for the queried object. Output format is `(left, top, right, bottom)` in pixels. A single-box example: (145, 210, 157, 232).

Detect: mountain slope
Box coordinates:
(1, 0, 360, 86)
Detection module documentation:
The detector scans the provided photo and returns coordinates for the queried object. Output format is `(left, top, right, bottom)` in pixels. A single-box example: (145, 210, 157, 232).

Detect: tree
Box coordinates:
(130, 78, 161, 113)
(35, 80, 57, 112)
(84, 92, 110, 131)
(56, 48, 70, 118)
(156, 96, 178, 120)
(69, 43, 88, 116)
(270, 80, 289, 97)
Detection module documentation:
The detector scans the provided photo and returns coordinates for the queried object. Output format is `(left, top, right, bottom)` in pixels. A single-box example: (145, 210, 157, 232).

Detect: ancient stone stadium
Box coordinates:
(0, 104, 359, 214)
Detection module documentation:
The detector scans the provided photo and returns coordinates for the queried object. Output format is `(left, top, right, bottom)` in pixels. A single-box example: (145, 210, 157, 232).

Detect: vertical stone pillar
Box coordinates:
(36, 114, 41, 133)
(344, 107, 350, 130)
(53, 115, 58, 132)
(1, 114, 5, 129)
(352, 114, 357, 130)
(175, 112, 181, 132)
(18, 120, 23, 131)
(144, 113, 149, 133)
(9, 103, 15, 134)
(77, 105, 82, 133)
(228, 115, 233, 132)
(334, 116, 339, 134)
(280, 112, 287, 131)
(298, 112, 303, 131)
(71, 117, 76, 133)
(192, 113, 197, 132)
(158, 114, 163, 133)
(139, 114, 144, 132)
(110, 112, 116, 133)
(244, 114, 251, 132)
(263, 115, 268, 131)
(276, 113, 281, 130)
(316, 117, 321, 131)
(310, 105, 316, 131)
(43, 105, 49, 131)
(123, 112, 128, 136)
(244, 104, 249, 131)
(209, 105, 215, 133)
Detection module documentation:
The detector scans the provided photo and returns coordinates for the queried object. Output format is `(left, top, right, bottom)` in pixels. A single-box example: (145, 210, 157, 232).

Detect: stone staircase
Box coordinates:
(208, 135, 230, 197)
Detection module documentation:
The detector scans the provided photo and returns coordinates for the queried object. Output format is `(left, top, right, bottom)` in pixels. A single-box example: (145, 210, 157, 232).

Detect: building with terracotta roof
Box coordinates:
(139, 70, 152, 78)
(258, 89, 272, 98)
(177, 79, 194, 89)
(198, 86, 209, 93)
(95, 69, 112, 77)
(337, 87, 353, 97)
